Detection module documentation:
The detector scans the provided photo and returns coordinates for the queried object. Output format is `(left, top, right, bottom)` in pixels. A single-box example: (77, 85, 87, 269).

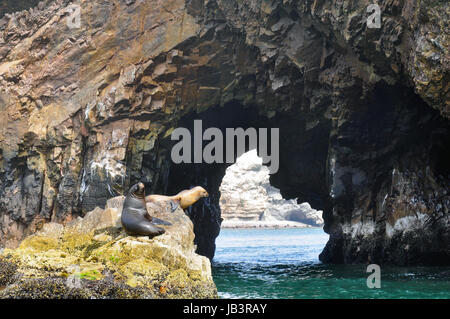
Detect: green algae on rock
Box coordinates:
(0, 197, 217, 299)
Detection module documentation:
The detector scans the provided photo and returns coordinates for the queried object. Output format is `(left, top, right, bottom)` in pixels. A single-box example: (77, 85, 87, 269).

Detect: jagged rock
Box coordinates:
(0, 199, 217, 299)
(220, 150, 323, 227)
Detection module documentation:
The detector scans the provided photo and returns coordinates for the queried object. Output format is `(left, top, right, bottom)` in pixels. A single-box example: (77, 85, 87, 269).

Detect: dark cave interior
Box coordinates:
(151, 83, 449, 262)
(161, 101, 331, 258)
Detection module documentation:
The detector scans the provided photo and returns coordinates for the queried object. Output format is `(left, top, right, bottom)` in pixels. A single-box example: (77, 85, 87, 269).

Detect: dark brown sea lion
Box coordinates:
(145, 186, 209, 210)
(121, 182, 171, 238)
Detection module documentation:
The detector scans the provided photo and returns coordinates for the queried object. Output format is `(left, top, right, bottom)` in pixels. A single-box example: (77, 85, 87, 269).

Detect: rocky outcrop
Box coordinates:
(219, 150, 323, 227)
(0, 0, 448, 265)
(0, 197, 216, 299)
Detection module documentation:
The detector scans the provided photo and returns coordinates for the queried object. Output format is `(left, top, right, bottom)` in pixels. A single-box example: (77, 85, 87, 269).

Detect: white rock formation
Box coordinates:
(219, 150, 323, 227)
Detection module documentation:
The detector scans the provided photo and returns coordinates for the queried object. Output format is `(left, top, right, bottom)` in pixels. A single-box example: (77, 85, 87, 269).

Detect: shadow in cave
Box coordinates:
(0, 0, 42, 18)
(163, 101, 332, 259)
(159, 82, 450, 264)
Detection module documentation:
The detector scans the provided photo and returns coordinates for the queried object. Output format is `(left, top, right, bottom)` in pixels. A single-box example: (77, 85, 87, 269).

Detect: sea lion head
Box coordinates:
(129, 182, 145, 198)
(195, 186, 209, 198)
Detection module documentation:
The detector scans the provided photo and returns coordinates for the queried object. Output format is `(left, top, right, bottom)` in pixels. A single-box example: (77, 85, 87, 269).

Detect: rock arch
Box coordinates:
(0, 0, 448, 264)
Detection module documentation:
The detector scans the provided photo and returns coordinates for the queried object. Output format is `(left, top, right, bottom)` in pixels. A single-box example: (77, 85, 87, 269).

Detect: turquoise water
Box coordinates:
(212, 228, 450, 299)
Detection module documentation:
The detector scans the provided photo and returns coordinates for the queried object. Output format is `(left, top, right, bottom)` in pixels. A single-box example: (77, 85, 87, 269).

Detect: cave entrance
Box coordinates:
(213, 150, 328, 283)
(164, 101, 332, 260)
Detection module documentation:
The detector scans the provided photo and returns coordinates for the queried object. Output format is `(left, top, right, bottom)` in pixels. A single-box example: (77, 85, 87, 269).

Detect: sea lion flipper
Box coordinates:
(169, 199, 179, 212)
(123, 219, 165, 237)
(144, 223, 165, 238)
(144, 212, 153, 222)
(151, 217, 172, 226)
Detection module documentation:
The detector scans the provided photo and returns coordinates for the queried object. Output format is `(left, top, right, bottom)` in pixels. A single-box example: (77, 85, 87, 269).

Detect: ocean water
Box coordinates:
(212, 228, 450, 299)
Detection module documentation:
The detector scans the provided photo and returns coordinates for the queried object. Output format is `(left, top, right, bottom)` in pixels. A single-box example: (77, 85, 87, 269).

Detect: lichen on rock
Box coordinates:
(0, 198, 217, 299)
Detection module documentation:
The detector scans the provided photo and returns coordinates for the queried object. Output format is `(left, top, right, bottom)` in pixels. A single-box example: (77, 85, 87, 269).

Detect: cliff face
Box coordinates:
(0, 0, 448, 265)
(219, 150, 323, 226)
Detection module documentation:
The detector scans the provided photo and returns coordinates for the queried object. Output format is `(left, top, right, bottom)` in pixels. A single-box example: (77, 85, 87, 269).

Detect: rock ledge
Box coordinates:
(0, 197, 217, 299)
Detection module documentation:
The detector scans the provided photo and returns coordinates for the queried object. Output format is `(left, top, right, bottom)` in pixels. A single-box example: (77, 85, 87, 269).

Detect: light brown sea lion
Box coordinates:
(145, 186, 209, 210)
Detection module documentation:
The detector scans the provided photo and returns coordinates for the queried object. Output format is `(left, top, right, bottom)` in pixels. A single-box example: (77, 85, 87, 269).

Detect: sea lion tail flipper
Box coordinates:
(151, 217, 173, 226)
(169, 198, 180, 212)
(143, 222, 165, 238)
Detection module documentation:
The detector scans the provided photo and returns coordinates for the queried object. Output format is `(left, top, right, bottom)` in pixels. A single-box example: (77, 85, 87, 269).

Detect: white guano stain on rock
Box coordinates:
(385, 213, 429, 238)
